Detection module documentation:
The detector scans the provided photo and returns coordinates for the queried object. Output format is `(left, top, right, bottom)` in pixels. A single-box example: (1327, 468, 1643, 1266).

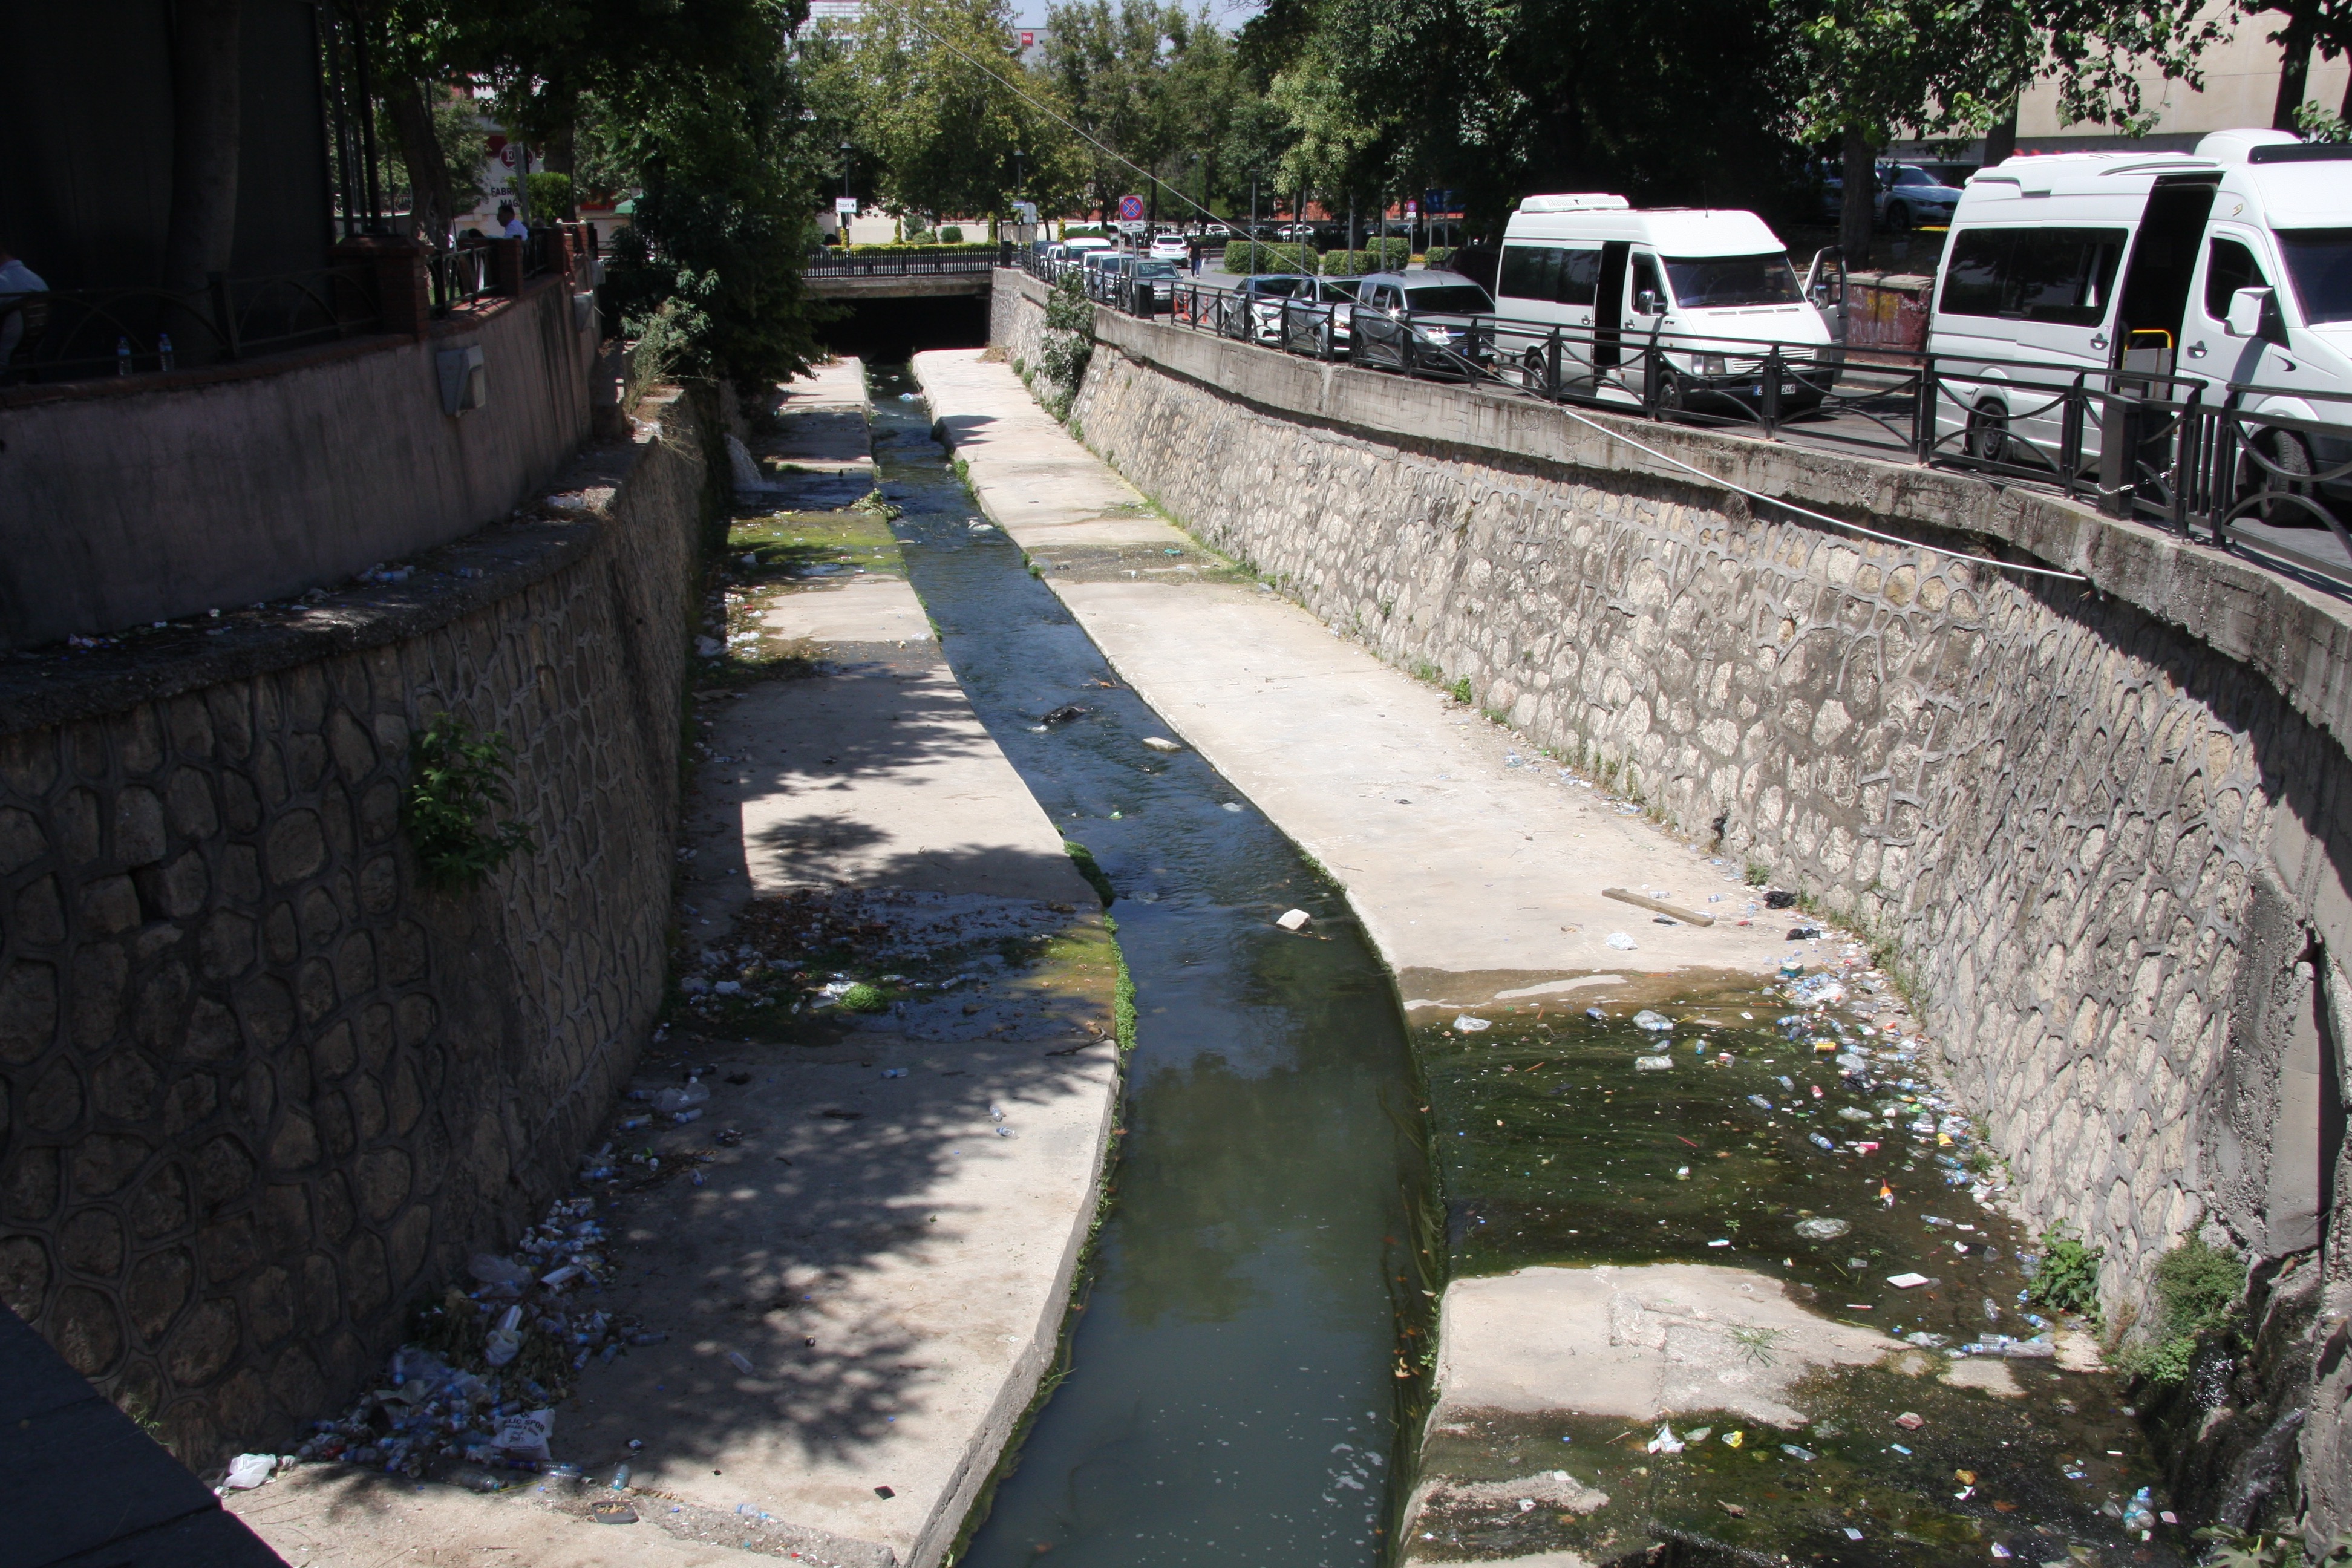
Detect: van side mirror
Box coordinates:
(1636, 289, 1662, 316)
(2225, 286, 2276, 341)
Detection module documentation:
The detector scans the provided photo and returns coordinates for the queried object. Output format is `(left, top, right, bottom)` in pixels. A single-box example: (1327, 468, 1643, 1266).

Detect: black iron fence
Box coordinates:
(428, 243, 495, 317)
(803, 250, 1001, 278)
(0, 264, 383, 384)
(1016, 247, 2352, 575)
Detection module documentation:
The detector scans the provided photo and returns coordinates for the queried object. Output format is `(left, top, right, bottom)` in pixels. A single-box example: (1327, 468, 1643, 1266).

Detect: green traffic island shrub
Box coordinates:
(1319, 240, 1414, 276)
(1223, 241, 1318, 276)
(1424, 246, 1455, 271)
(403, 714, 534, 891)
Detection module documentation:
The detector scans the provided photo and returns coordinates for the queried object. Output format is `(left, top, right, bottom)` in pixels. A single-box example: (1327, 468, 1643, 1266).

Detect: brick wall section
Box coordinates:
(0, 394, 707, 1465)
(992, 276, 2352, 1530)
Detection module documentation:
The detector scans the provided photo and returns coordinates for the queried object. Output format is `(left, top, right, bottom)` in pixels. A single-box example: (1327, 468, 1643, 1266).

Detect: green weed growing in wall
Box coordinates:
(404, 714, 534, 891)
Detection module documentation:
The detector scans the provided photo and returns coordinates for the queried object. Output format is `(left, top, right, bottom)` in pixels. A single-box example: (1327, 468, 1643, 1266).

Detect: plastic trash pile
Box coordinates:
(290, 1195, 661, 1479)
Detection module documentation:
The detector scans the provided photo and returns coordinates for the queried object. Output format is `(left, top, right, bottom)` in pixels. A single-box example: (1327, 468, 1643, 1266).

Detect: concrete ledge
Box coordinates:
(807, 273, 991, 299)
(0, 392, 690, 736)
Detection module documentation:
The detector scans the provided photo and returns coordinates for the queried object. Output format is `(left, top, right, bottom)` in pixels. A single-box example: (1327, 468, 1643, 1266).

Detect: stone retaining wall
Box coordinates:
(993, 270, 2352, 1533)
(0, 394, 708, 1466)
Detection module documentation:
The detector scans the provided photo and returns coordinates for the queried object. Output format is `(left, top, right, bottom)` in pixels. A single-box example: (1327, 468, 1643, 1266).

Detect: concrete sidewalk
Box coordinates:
(232, 365, 1119, 1568)
(913, 348, 1797, 1006)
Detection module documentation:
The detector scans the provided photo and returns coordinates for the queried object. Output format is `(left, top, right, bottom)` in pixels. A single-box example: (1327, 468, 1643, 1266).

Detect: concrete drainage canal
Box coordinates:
(867, 361, 2185, 1568)
(866, 362, 1437, 1567)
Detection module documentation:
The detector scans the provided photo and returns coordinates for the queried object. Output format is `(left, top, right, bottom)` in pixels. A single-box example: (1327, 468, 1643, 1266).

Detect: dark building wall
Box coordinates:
(0, 0, 328, 290)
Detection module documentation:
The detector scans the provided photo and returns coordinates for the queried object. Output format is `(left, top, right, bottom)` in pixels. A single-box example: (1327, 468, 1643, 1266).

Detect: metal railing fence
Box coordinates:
(803, 251, 1001, 278)
(0, 264, 383, 384)
(1013, 247, 2352, 576)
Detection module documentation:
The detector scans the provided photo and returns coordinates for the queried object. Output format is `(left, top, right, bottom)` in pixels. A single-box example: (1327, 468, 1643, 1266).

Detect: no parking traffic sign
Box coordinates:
(1117, 194, 1145, 221)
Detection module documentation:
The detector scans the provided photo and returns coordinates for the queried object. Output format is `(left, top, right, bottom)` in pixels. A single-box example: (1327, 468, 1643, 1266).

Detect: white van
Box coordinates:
(1492, 194, 1838, 413)
(1927, 129, 2352, 477)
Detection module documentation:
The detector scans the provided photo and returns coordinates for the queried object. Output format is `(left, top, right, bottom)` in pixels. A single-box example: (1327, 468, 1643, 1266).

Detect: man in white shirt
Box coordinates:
(497, 203, 527, 240)
(0, 241, 47, 367)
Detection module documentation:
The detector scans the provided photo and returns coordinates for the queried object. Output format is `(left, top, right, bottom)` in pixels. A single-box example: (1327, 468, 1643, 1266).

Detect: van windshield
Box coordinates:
(2278, 229, 2352, 325)
(1663, 253, 1803, 307)
(1405, 284, 1495, 313)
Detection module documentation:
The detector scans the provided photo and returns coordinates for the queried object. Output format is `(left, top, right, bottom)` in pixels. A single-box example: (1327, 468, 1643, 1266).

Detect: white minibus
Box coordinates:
(1493, 194, 1838, 413)
(1929, 128, 2352, 483)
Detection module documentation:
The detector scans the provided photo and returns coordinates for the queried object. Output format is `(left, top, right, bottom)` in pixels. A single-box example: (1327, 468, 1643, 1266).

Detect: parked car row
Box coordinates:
(1030, 127, 2352, 528)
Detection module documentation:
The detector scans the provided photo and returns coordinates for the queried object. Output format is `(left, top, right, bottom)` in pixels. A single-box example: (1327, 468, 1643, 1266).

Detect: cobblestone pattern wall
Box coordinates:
(0, 407, 706, 1466)
(995, 284, 2352, 1521)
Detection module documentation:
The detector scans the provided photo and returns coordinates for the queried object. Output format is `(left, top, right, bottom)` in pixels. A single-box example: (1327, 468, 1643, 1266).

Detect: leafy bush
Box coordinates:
(2026, 1224, 2105, 1321)
(840, 241, 999, 257)
(940, 224, 963, 243)
(403, 714, 534, 890)
(1036, 269, 1094, 406)
(1321, 240, 1413, 275)
(903, 227, 933, 244)
(526, 170, 575, 221)
(838, 982, 889, 1013)
(1224, 241, 1317, 275)
(2120, 1236, 2245, 1387)
(1424, 245, 1455, 270)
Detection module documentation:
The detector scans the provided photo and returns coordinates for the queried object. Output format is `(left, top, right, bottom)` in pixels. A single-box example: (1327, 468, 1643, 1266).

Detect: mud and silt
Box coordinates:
(1405, 959, 2180, 1567)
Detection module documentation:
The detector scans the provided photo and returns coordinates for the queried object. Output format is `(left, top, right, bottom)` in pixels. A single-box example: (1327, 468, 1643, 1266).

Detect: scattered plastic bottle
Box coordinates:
(655, 1081, 711, 1114)
(610, 1463, 632, 1489)
(158, 333, 175, 370)
(484, 1305, 524, 1367)
(116, 337, 133, 374)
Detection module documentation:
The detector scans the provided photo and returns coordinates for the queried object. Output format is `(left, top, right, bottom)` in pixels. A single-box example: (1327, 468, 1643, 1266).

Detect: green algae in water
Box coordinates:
(1411, 976, 2187, 1567)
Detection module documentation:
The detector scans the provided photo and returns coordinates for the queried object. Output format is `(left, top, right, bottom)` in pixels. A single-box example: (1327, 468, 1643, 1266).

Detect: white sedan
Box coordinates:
(1149, 234, 1189, 262)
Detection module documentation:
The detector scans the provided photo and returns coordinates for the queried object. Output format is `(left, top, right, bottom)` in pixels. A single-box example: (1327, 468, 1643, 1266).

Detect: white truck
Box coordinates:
(1492, 193, 1838, 414)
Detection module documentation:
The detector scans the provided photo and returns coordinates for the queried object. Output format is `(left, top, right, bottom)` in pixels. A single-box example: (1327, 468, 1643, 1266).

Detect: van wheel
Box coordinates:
(2247, 429, 2318, 526)
(1966, 401, 2011, 465)
(1523, 348, 1550, 393)
(1656, 371, 1687, 417)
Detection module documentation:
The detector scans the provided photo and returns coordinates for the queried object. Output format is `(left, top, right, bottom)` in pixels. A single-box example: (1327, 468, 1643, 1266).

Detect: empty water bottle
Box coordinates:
(484, 1305, 524, 1367)
(116, 336, 132, 374)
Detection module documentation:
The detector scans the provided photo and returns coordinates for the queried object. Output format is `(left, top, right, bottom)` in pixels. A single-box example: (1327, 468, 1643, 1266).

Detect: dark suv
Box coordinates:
(1347, 271, 1497, 376)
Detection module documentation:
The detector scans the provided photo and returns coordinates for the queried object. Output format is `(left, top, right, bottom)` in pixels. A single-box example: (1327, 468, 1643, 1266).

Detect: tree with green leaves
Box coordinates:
(1777, 0, 2225, 266)
(365, 0, 829, 391)
(1037, 0, 1235, 221)
(810, 0, 1085, 227)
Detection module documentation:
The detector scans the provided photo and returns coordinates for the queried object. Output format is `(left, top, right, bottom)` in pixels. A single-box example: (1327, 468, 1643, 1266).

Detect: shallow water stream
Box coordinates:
(864, 363, 1434, 1568)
